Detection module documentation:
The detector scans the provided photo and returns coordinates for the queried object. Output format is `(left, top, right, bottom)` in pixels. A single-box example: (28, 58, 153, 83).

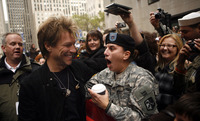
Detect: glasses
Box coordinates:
(159, 44, 177, 48)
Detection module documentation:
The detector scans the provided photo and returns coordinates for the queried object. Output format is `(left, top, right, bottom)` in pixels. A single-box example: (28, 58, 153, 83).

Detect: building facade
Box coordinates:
(104, 0, 200, 33)
(0, 0, 6, 36)
(31, 0, 87, 48)
(32, 0, 87, 31)
(5, 0, 34, 52)
(0, 0, 7, 56)
(86, 0, 104, 17)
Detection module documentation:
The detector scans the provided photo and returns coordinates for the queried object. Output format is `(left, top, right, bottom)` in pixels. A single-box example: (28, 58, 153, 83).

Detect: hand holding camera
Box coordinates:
(116, 22, 126, 28)
(154, 8, 171, 28)
(188, 39, 200, 53)
(150, 12, 160, 29)
(177, 39, 200, 68)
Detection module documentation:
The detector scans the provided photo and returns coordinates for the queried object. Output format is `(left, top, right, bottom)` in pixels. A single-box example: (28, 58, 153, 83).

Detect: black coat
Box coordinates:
(18, 60, 96, 121)
(135, 40, 157, 75)
(80, 47, 107, 72)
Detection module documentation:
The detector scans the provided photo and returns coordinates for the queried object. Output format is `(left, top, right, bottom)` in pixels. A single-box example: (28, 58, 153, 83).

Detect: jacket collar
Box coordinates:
(0, 54, 32, 72)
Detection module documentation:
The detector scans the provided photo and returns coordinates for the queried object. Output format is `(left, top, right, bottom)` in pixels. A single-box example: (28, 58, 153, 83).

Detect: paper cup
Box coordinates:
(91, 84, 106, 95)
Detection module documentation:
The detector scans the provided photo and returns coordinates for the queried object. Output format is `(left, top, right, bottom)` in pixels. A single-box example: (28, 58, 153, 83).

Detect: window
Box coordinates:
(40, 4, 43, 11)
(148, 0, 159, 5)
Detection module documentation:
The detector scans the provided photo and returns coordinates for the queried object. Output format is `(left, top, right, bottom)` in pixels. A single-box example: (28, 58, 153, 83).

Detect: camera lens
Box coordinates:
(155, 13, 161, 19)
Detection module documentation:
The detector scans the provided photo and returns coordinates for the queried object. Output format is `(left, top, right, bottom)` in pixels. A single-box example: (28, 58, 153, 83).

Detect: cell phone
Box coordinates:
(117, 22, 126, 28)
(104, 3, 132, 15)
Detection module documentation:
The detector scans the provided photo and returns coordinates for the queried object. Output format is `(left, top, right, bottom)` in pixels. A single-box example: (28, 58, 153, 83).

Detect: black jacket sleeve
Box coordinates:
(135, 40, 157, 75)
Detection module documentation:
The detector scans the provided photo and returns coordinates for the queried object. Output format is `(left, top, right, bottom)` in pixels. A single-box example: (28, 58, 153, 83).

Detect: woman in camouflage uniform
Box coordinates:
(86, 33, 159, 121)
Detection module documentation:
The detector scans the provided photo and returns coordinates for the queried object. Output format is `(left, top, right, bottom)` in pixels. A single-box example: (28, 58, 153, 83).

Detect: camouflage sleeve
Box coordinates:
(106, 75, 158, 120)
(131, 80, 158, 117)
(85, 73, 100, 98)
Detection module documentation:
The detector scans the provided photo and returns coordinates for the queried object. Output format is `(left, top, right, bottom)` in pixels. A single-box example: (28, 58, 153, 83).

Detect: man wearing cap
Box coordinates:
(175, 11, 200, 90)
(86, 33, 159, 120)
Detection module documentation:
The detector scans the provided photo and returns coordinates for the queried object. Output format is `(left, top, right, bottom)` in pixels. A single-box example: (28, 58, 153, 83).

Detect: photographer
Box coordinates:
(150, 8, 173, 37)
(175, 11, 200, 91)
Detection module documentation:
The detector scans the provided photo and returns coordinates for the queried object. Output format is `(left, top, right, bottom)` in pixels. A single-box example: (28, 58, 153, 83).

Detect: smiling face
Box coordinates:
(104, 43, 130, 74)
(87, 36, 101, 52)
(159, 37, 178, 63)
(47, 31, 76, 69)
(1, 34, 23, 63)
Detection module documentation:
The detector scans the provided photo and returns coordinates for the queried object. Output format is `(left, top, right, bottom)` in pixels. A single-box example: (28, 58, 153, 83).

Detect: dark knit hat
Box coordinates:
(105, 33, 135, 52)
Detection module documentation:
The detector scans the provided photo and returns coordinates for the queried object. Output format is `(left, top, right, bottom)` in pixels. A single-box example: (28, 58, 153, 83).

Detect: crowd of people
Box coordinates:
(0, 8, 200, 121)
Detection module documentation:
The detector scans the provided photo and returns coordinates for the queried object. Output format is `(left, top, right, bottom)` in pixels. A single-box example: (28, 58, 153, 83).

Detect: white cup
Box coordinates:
(91, 84, 106, 95)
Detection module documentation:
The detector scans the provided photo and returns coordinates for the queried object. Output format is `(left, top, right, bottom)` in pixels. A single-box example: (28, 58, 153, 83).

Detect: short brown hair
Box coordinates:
(37, 16, 78, 58)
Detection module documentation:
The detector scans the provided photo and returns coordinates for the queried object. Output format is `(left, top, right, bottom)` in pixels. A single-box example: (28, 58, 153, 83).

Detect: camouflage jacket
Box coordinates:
(186, 55, 200, 87)
(86, 63, 159, 121)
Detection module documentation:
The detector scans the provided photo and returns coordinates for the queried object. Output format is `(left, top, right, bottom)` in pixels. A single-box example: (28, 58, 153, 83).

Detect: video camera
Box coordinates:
(155, 8, 172, 29)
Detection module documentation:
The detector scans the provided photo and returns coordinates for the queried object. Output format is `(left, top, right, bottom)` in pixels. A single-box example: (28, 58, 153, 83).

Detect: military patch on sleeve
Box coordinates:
(144, 97, 155, 111)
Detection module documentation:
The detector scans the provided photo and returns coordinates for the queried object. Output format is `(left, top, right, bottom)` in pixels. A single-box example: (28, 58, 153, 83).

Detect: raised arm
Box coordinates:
(120, 13, 143, 46)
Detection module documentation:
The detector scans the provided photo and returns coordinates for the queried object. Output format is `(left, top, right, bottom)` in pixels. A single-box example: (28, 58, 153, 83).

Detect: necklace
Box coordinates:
(52, 70, 71, 97)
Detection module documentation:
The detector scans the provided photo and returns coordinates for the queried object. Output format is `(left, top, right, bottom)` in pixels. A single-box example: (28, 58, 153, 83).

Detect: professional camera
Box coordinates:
(155, 8, 166, 19)
(154, 8, 172, 29)
(188, 40, 200, 53)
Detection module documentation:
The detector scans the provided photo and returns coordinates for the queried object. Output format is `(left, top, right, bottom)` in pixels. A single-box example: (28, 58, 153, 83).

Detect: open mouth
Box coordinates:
(106, 59, 111, 65)
(14, 51, 21, 54)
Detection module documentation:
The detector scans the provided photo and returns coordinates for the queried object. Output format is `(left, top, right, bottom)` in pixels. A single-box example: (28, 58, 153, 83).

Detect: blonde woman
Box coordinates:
(155, 34, 184, 111)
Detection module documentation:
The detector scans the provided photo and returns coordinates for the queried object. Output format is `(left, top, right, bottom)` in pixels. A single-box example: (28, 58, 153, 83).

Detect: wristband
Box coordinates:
(105, 102, 112, 113)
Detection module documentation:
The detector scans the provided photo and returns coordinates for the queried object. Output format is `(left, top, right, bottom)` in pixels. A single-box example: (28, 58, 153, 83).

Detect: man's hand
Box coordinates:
(150, 12, 160, 29)
(194, 38, 200, 51)
(177, 41, 193, 70)
(119, 12, 143, 45)
(88, 88, 109, 110)
(119, 13, 134, 27)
